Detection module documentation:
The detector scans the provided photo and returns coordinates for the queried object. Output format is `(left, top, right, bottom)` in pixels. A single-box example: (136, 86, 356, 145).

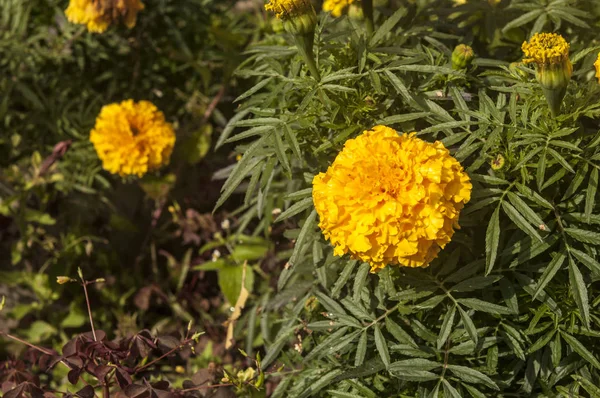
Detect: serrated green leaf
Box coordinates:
(437, 305, 456, 350)
(355, 330, 368, 367)
(568, 259, 590, 328)
(447, 365, 499, 390)
(585, 167, 598, 223)
(385, 317, 417, 347)
(331, 260, 358, 299)
(458, 298, 513, 315)
(370, 8, 407, 46)
(533, 251, 566, 299)
(485, 206, 501, 275)
(374, 324, 390, 368)
(275, 197, 313, 223)
(570, 248, 600, 275)
(565, 227, 600, 245)
(458, 306, 478, 344)
(278, 210, 317, 290)
(560, 332, 600, 369)
(502, 201, 543, 242)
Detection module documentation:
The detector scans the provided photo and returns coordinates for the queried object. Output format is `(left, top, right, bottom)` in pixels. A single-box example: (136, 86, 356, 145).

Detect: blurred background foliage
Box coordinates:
(0, 0, 258, 366)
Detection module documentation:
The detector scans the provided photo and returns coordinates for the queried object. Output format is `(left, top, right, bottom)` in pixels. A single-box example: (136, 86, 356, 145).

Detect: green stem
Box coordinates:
(361, 0, 374, 36)
(294, 32, 320, 80)
(542, 85, 566, 118)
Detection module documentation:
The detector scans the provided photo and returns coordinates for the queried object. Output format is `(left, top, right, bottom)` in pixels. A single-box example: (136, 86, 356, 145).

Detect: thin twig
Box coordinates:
(82, 280, 98, 341)
(133, 338, 193, 374)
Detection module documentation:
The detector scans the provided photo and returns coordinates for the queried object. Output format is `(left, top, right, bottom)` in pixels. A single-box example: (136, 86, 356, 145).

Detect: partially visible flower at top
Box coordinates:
(522, 33, 570, 66)
(312, 125, 472, 273)
(265, 0, 311, 18)
(65, 0, 144, 33)
(90, 100, 176, 177)
(265, 0, 320, 78)
(452, 44, 475, 70)
(522, 33, 572, 116)
(594, 52, 600, 83)
(323, 0, 355, 17)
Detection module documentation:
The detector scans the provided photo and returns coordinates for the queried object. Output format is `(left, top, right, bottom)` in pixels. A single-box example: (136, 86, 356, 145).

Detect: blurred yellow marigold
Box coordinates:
(312, 126, 471, 272)
(65, 0, 144, 33)
(594, 52, 600, 83)
(323, 0, 354, 17)
(90, 100, 175, 177)
(265, 0, 314, 19)
(522, 33, 569, 65)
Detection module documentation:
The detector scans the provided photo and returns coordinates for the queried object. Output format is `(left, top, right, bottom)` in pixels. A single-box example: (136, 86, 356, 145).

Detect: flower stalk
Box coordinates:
(361, 0, 374, 35)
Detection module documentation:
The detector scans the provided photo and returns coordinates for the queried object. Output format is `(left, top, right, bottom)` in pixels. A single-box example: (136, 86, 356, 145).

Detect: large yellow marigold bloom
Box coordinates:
(323, 0, 354, 17)
(312, 126, 471, 272)
(594, 52, 600, 83)
(65, 0, 144, 33)
(90, 100, 175, 177)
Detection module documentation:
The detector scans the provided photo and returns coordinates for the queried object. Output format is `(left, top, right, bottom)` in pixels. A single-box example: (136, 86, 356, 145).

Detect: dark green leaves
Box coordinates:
(485, 207, 501, 275)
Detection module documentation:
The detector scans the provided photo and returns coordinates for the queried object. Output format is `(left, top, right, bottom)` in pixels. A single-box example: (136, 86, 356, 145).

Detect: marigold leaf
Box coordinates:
(533, 250, 566, 299)
(584, 167, 598, 223)
(374, 324, 390, 368)
(568, 259, 590, 329)
(437, 305, 456, 350)
(447, 365, 499, 390)
(458, 298, 513, 315)
(458, 306, 478, 344)
(485, 206, 501, 275)
(501, 201, 543, 242)
(560, 332, 600, 369)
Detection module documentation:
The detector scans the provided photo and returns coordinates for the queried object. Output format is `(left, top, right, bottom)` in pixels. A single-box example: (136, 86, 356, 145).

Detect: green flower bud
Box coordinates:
(348, 4, 364, 21)
(452, 44, 475, 70)
(491, 154, 506, 171)
(282, 12, 317, 35)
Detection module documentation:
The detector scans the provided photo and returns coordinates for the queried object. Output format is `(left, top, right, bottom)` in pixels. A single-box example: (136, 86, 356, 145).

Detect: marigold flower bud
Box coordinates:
(452, 44, 475, 70)
(522, 33, 572, 117)
(348, 4, 364, 21)
(57, 276, 75, 285)
(491, 154, 506, 171)
(265, 0, 317, 34)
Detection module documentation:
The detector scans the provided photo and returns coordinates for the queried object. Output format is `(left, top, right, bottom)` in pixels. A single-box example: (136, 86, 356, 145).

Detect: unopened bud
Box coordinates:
(452, 44, 475, 70)
(283, 12, 317, 35)
(491, 154, 506, 171)
(348, 4, 364, 21)
(57, 276, 75, 285)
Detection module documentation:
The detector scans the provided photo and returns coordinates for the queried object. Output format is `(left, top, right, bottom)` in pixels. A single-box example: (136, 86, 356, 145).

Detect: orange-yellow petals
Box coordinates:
(65, 0, 144, 33)
(594, 52, 600, 83)
(90, 100, 175, 177)
(312, 125, 471, 273)
(323, 0, 355, 17)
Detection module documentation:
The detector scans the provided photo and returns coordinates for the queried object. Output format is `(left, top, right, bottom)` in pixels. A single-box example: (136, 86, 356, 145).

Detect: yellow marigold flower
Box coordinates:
(90, 100, 175, 177)
(522, 33, 569, 65)
(594, 52, 600, 83)
(65, 0, 144, 33)
(323, 0, 354, 17)
(312, 126, 472, 272)
(265, 0, 314, 19)
(522, 33, 572, 116)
